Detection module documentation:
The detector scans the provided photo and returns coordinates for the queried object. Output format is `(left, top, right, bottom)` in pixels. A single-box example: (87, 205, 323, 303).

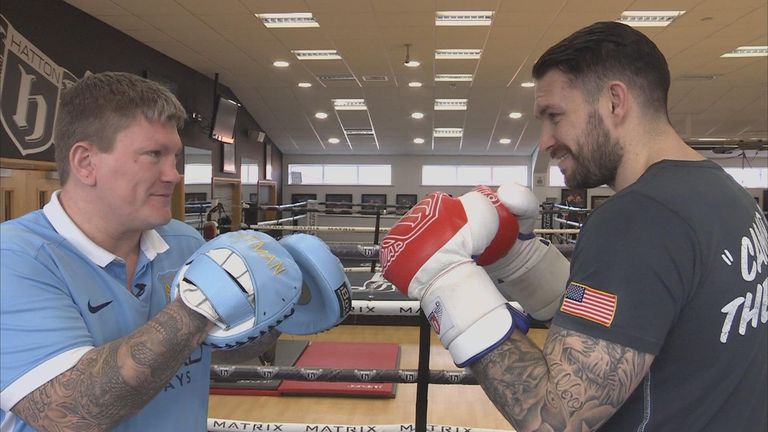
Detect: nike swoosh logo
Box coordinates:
(88, 300, 113, 314)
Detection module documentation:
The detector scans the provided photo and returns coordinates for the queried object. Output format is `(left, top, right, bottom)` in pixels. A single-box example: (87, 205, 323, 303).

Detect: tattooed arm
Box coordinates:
(11, 298, 213, 432)
(470, 325, 654, 432)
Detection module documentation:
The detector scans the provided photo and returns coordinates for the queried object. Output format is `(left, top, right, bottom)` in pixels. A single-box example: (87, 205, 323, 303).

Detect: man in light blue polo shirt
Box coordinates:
(1, 72, 228, 431)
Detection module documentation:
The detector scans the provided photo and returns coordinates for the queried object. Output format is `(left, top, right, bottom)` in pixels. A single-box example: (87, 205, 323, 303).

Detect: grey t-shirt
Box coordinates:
(553, 160, 767, 431)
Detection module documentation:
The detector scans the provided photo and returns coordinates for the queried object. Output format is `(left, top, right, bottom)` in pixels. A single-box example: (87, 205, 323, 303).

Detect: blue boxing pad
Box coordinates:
(171, 230, 302, 350)
(276, 234, 352, 335)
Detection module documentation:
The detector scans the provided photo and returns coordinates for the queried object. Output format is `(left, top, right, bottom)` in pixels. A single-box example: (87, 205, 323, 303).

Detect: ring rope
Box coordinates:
(349, 300, 419, 315)
(210, 365, 478, 385)
(253, 214, 307, 226)
(553, 203, 591, 212)
(552, 217, 584, 228)
(345, 267, 381, 273)
(208, 418, 513, 432)
(251, 224, 580, 235)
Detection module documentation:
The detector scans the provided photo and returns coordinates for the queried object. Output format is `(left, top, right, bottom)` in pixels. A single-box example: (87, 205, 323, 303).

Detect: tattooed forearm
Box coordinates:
(470, 326, 654, 432)
(12, 299, 211, 432)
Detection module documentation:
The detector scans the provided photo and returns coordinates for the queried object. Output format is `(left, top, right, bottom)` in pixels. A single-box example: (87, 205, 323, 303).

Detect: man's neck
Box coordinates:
(58, 188, 143, 260)
(612, 125, 704, 192)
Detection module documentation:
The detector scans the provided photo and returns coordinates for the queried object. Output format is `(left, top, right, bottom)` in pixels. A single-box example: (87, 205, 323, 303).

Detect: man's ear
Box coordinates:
(69, 141, 97, 186)
(606, 81, 630, 125)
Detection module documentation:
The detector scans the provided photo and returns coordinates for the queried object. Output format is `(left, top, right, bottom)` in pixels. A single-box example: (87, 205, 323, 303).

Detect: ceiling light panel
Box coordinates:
(434, 99, 468, 110)
(435, 11, 494, 26)
(333, 99, 367, 110)
(343, 128, 375, 136)
(434, 128, 463, 137)
(617, 11, 685, 27)
(256, 13, 319, 28)
(317, 74, 356, 82)
(435, 49, 482, 59)
(435, 73, 473, 82)
(292, 49, 342, 60)
(721, 46, 768, 58)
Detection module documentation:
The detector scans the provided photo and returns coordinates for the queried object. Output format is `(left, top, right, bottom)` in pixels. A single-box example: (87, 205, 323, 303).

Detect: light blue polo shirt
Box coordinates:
(0, 191, 211, 431)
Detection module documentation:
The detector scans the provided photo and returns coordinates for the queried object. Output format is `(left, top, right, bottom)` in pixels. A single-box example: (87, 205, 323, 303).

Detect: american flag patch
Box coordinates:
(560, 282, 617, 327)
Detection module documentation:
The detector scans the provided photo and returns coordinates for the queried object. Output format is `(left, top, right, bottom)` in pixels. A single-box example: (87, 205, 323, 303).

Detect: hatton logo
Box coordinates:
(0, 14, 79, 156)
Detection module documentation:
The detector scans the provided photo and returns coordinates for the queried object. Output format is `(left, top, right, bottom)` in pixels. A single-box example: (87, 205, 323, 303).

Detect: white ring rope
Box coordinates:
(350, 300, 419, 316)
(552, 217, 584, 228)
(251, 224, 580, 235)
(208, 418, 513, 432)
(345, 267, 380, 273)
(254, 214, 307, 226)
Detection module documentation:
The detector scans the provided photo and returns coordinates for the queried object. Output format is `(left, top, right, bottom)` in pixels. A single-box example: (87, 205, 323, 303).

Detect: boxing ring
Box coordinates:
(206, 199, 578, 432)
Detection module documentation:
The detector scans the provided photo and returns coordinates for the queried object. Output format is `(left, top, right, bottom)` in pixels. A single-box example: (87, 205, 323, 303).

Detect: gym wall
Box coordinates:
(0, 0, 281, 221)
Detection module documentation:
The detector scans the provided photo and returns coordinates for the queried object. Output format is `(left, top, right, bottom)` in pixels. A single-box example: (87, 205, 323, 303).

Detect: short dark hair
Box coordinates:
(532, 21, 670, 117)
(54, 72, 187, 185)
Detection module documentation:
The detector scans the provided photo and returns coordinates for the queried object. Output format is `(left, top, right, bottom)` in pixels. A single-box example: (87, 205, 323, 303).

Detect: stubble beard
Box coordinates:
(565, 109, 623, 190)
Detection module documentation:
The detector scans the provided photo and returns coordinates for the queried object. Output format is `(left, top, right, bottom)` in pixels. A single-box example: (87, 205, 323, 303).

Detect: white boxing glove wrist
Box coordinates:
(481, 182, 570, 322)
(420, 262, 526, 367)
(485, 238, 569, 321)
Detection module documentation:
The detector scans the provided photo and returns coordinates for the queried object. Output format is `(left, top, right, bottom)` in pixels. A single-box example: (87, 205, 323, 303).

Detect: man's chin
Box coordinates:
(146, 211, 173, 229)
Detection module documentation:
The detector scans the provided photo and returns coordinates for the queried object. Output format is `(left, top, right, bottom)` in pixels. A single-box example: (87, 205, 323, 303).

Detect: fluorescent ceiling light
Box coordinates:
(696, 138, 728, 141)
(408, 81, 423, 87)
(435, 73, 473, 82)
(314, 112, 328, 119)
(499, 138, 512, 144)
(411, 112, 425, 119)
(434, 128, 463, 138)
(618, 11, 685, 27)
(297, 82, 312, 88)
(272, 60, 290, 67)
(721, 46, 768, 58)
(434, 99, 468, 111)
(413, 138, 425, 144)
(435, 11, 494, 26)
(256, 13, 319, 28)
(435, 49, 482, 59)
(292, 49, 342, 60)
(327, 138, 340, 144)
(520, 81, 535, 88)
(333, 99, 367, 110)
(508, 112, 522, 119)
(343, 128, 375, 136)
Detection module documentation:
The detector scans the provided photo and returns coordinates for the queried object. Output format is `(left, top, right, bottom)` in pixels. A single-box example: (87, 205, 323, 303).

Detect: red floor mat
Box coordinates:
(277, 341, 400, 398)
(209, 339, 309, 396)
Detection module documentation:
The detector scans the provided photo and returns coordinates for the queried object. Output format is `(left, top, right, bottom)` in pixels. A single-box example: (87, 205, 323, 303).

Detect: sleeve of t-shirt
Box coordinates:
(552, 191, 698, 354)
(0, 247, 95, 411)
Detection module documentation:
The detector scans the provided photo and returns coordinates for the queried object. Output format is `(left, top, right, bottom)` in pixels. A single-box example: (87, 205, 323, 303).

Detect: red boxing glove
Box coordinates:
(380, 190, 525, 367)
(472, 185, 520, 265)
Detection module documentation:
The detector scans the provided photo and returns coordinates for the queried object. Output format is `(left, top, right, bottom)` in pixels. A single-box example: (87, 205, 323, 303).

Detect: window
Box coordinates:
(422, 165, 528, 186)
(724, 167, 768, 188)
(288, 164, 391, 185)
(241, 163, 259, 185)
(184, 164, 212, 185)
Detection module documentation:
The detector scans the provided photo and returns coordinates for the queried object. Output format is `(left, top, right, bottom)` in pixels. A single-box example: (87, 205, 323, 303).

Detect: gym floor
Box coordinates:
(208, 325, 549, 429)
